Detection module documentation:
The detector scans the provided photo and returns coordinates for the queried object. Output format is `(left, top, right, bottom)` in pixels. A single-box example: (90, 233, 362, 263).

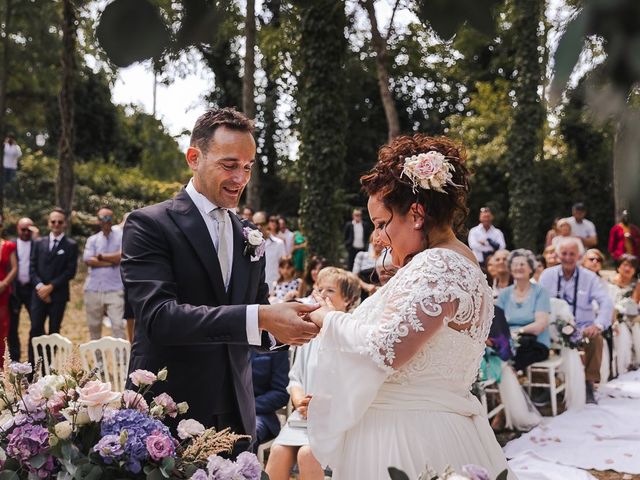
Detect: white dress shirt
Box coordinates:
(185, 179, 261, 346)
(277, 229, 295, 255)
(16, 238, 31, 285)
(264, 235, 287, 294)
(49, 233, 65, 251)
(467, 224, 506, 262)
(352, 221, 365, 249)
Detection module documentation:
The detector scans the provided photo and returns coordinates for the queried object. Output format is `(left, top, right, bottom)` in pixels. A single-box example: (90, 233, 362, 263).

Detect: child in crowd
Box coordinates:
(271, 256, 301, 303)
(265, 267, 361, 480)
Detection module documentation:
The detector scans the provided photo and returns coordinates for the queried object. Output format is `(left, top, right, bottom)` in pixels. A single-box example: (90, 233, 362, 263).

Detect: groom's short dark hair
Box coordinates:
(190, 107, 255, 151)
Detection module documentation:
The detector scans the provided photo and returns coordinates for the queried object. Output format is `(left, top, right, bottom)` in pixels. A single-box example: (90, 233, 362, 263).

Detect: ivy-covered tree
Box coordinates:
(503, 0, 546, 249)
(295, 0, 348, 262)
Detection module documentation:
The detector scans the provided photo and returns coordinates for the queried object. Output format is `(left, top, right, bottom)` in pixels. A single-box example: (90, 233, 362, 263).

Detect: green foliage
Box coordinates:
(503, 0, 546, 250)
(295, 0, 348, 263)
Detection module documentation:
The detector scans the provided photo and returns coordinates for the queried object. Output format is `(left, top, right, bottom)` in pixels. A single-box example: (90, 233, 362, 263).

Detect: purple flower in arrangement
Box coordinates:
(9, 362, 32, 375)
(6, 423, 57, 477)
(145, 431, 175, 461)
(235, 451, 262, 479)
(461, 464, 491, 480)
(94, 435, 124, 462)
(191, 469, 209, 480)
(207, 455, 240, 480)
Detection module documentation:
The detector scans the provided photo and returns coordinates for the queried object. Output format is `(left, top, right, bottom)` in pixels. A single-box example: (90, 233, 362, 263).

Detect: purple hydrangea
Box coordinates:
(235, 451, 262, 480)
(93, 434, 125, 462)
(100, 409, 175, 473)
(6, 423, 57, 477)
(207, 455, 240, 480)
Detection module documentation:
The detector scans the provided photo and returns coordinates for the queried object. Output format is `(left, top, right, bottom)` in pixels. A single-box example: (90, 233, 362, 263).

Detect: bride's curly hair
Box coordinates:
(360, 134, 471, 236)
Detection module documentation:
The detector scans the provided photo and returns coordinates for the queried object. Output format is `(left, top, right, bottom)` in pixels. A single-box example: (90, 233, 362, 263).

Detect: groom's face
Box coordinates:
(188, 126, 256, 209)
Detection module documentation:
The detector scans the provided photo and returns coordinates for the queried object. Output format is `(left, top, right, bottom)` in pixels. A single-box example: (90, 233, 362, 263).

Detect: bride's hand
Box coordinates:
(307, 292, 336, 329)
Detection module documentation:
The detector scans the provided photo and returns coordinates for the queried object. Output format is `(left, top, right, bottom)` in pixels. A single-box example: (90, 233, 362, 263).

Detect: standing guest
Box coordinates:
(496, 249, 551, 372)
(277, 217, 295, 255)
(2, 135, 22, 183)
(9, 217, 35, 361)
(271, 256, 301, 303)
(254, 211, 287, 295)
(543, 245, 560, 268)
(609, 209, 640, 261)
(29, 208, 78, 364)
(251, 349, 290, 450)
(83, 207, 126, 340)
(468, 207, 506, 267)
(0, 214, 17, 359)
(343, 208, 371, 271)
(291, 227, 307, 277)
(241, 206, 255, 222)
(266, 267, 361, 480)
(539, 237, 613, 404)
(268, 215, 279, 238)
(551, 218, 573, 248)
(297, 256, 328, 299)
(565, 202, 597, 248)
(545, 218, 560, 247)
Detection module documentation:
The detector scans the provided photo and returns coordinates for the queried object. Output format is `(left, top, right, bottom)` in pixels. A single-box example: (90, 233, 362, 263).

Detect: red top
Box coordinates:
(609, 223, 640, 260)
(0, 240, 16, 300)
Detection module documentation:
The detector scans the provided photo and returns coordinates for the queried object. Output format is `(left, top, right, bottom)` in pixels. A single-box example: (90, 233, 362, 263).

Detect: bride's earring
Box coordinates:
(415, 223, 422, 229)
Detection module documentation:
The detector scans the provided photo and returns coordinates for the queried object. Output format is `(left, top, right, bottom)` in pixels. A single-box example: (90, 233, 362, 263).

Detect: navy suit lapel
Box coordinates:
(167, 189, 228, 305)
(229, 213, 251, 304)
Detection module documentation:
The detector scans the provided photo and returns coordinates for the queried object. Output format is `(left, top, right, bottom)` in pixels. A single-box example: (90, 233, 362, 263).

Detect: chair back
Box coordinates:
(79, 337, 131, 392)
(549, 297, 573, 347)
(31, 334, 73, 376)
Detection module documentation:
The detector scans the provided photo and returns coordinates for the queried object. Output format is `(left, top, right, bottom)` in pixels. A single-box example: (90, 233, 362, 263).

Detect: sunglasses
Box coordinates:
(19, 228, 31, 232)
(99, 215, 113, 222)
(587, 257, 603, 263)
(49, 220, 64, 225)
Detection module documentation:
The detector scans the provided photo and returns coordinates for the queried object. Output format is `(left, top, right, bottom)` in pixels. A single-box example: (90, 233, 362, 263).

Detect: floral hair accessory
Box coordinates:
(401, 150, 459, 194)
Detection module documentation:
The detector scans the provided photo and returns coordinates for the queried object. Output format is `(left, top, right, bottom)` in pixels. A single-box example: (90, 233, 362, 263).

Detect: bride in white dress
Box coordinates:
(307, 135, 513, 479)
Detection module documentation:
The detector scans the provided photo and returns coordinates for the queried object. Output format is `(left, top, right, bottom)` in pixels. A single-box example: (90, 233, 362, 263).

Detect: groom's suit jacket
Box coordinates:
(121, 188, 270, 438)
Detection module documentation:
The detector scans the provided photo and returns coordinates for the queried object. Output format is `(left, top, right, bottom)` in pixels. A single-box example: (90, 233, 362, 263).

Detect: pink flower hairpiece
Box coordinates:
(401, 151, 460, 194)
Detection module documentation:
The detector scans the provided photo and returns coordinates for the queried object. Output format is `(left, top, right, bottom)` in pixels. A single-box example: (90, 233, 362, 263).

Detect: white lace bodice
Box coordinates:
(354, 248, 493, 387)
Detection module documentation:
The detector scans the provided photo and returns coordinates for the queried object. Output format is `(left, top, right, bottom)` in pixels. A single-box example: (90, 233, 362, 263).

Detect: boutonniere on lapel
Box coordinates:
(242, 227, 266, 261)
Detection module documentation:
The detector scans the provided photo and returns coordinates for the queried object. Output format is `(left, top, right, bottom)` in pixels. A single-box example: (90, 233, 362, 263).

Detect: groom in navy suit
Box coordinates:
(121, 108, 318, 452)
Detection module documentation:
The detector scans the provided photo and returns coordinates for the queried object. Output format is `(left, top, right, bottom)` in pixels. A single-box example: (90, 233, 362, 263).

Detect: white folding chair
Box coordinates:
(79, 336, 131, 391)
(525, 353, 565, 416)
(31, 333, 73, 376)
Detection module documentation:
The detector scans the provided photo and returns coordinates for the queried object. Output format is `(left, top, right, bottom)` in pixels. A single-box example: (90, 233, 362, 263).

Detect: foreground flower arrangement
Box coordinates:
(388, 464, 508, 480)
(0, 352, 263, 479)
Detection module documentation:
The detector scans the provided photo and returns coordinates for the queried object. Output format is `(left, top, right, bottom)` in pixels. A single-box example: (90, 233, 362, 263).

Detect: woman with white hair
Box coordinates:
(496, 249, 552, 372)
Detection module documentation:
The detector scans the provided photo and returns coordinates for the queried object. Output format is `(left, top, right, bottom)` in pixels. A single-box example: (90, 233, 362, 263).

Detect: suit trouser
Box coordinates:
(84, 290, 126, 340)
(29, 295, 67, 365)
(581, 333, 604, 383)
(9, 283, 33, 361)
(347, 247, 365, 271)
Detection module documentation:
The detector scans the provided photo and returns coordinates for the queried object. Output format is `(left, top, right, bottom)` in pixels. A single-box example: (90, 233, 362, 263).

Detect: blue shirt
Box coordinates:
(83, 230, 124, 292)
(496, 283, 551, 348)
(538, 265, 613, 331)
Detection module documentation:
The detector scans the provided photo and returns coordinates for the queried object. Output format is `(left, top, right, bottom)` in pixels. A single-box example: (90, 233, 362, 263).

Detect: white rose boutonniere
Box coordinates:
(243, 227, 266, 260)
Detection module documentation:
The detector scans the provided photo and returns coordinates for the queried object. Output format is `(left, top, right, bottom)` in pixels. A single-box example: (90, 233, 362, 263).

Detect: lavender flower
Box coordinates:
(9, 362, 32, 375)
(94, 434, 124, 462)
(461, 464, 491, 480)
(235, 451, 262, 480)
(6, 423, 56, 477)
(207, 455, 240, 480)
(191, 469, 208, 480)
(145, 431, 175, 461)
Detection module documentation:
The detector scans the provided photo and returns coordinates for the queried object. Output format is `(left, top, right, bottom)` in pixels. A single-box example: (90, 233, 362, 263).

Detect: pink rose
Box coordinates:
(414, 152, 444, 178)
(46, 391, 67, 415)
(122, 390, 148, 412)
(145, 432, 175, 461)
(129, 369, 157, 387)
(77, 381, 121, 422)
(153, 393, 178, 418)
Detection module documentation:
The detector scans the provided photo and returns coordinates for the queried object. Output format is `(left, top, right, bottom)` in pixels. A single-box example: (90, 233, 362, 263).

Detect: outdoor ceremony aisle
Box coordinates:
(505, 370, 640, 479)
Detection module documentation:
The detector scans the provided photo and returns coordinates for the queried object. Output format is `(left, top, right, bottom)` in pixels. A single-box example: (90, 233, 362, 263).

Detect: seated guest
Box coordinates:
(609, 209, 640, 261)
(271, 256, 301, 303)
(297, 256, 328, 299)
(487, 249, 512, 297)
(353, 234, 384, 297)
(533, 254, 546, 283)
(539, 237, 614, 403)
(375, 248, 397, 286)
(251, 350, 290, 451)
(543, 245, 560, 268)
(266, 267, 361, 480)
(582, 248, 608, 288)
(545, 218, 560, 247)
(496, 249, 551, 372)
(551, 218, 575, 248)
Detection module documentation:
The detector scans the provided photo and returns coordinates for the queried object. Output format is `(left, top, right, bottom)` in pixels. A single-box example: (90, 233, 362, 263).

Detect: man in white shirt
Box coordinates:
(9, 217, 35, 361)
(344, 208, 372, 270)
(277, 216, 295, 255)
(564, 202, 597, 248)
(254, 211, 287, 294)
(468, 207, 506, 267)
(3, 135, 22, 183)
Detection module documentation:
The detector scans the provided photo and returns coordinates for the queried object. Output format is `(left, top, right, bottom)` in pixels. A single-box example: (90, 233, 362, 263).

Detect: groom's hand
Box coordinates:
(258, 303, 321, 346)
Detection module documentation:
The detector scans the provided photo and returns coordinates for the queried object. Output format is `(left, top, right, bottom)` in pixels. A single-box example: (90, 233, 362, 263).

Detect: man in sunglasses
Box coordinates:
(83, 207, 125, 340)
(28, 208, 78, 364)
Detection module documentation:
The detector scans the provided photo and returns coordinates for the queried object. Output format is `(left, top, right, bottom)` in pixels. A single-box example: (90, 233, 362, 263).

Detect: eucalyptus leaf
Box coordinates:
(0, 471, 20, 480)
(28, 453, 47, 469)
(388, 467, 411, 480)
(146, 467, 166, 480)
(496, 469, 509, 480)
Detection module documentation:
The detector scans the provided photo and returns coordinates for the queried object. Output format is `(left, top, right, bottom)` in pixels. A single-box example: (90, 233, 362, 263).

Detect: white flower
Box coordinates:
(150, 404, 164, 417)
(157, 367, 168, 381)
(401, 151, 458, 193)
(62, 402, 92, 426)
(129, 369, 157, 387)
(177, 402, 189, 415)
(177, 419, 205, 439)
(247, 229, 263, 246)
(54, 420, 73, 440)
(561, 325, 575, 336)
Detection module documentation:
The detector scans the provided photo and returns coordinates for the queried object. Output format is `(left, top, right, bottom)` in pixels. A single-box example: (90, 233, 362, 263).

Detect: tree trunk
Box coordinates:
(0, 0, 14, 212)
(362, 0, 400, 141)
(242, 0, 260, 210)
(613, 108, 640, 225)
(296, 0, 348, 263)
(504, 0, 546, 249)
(57, 0, 77, 219)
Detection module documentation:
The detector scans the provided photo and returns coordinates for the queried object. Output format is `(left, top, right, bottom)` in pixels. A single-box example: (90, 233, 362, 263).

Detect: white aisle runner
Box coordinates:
(505, 370, 640, 476)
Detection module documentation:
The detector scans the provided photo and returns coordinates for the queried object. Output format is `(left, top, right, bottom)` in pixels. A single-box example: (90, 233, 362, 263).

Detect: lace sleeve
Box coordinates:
(366, 250, 480, 372)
